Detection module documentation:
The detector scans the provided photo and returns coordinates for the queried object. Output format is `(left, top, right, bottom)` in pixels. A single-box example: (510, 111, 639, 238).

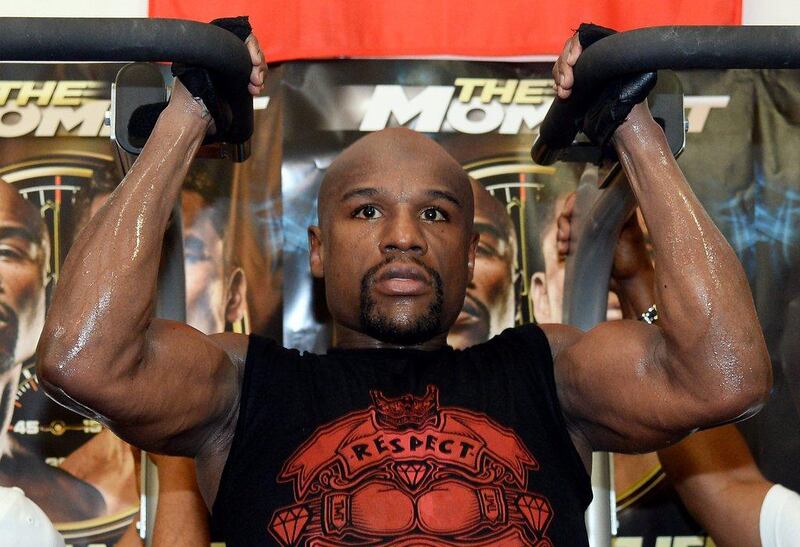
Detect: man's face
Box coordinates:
(182, 191, 226, 334)
(448, 183, 516, 349)
(0, 183, 47, 372)
(310, 129, 477, 346)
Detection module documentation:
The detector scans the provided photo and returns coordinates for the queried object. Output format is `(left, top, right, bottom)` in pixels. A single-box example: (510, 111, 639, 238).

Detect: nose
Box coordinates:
(379, 210, 427, 256)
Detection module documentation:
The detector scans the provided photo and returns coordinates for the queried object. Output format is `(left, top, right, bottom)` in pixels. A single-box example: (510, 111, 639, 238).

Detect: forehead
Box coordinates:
(0, 186, 40, 234)
(332, 156, 470, 202)
(471, 183, 512, 235)
(321, 129, 472, 209)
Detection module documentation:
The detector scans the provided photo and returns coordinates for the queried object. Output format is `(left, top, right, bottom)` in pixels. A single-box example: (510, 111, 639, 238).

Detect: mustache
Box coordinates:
(461, 293, 489, 321)
(0, 301, 19, 374)
(362, 256, 440, 288)
(0, 302, 18, 327)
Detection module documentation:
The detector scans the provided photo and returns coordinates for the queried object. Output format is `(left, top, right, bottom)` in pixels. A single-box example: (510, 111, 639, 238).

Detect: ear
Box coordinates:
(466, 232, 479, 283)
(530, 272, 551, 323)
(308, 226, 324, 278)
(224, 267, 248, 324)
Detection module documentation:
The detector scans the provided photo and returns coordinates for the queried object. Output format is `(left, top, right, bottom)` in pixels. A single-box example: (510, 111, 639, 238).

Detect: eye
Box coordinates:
(420, 208, 447, 222)
(0, 244, 24, 261)
(184, 251, 211, 264)
(476, 242, 498, 257)
(353, 205, 382, 219)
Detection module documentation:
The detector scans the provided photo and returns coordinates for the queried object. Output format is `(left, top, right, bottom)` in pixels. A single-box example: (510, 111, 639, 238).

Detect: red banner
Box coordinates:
(149, 0, 742, 62)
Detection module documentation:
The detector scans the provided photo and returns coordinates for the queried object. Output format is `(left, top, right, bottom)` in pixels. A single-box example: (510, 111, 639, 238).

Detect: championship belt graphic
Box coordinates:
(270, 386, 555, 546)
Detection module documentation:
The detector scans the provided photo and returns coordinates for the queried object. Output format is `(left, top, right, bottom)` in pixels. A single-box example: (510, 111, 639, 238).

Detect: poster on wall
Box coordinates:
(280, 60, 800, 547)
(281, 60, 579, 354)
(0, 63, 283, 546)
(676, 68, 800, 490)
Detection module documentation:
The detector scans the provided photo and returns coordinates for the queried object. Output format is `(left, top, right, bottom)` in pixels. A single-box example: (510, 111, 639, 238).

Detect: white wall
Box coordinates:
(743, 0, 800, 24)
(0, 0, 147, 17)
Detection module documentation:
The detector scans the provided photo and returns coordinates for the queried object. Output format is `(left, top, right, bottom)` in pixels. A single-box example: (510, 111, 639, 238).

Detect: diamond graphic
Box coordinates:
(269, 506, 310, 546)
(516, 494, 552, 533)
(395, 461, 430, 488)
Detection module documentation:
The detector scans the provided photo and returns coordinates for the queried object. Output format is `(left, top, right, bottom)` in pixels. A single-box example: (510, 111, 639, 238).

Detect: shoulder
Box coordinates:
(208, 332, 304, 366)
(208, 332, 250, 370)
(474, 323, 581, 363)
(538, 323, 582, 362)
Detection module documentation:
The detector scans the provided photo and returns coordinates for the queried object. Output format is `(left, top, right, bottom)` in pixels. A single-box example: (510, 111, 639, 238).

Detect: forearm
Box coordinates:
(614, 266, 655, 320)
(671, 470, 767, 547)
(658, 426, 769, 547)
(612, 105, 770, 418)
(39, 85, 209, 399)
(152, 456, 210, 546)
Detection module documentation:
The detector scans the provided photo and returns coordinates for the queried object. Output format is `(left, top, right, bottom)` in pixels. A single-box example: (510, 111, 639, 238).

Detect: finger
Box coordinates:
(246, 47, 266, 89)
(557, 210, 571, 247)
(557, 213, 570, 245)
(566, 35, 582, 66)
(556, 49, 576, 93)
(560, 36, 573, 64)
(551, 57, 560, 84)
(556, 35, 582, 99)
(554, 59, 573, 99)
(563, 191, 577, 217)
(553, 36, 574, 98)
(245, 34, 263, 66)
(251, 66, 265, 87)
(553, 61, 569, 99)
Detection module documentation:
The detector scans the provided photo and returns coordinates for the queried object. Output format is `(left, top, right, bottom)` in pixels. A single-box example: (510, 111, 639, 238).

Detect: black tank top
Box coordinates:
(211, 324, 591, 546)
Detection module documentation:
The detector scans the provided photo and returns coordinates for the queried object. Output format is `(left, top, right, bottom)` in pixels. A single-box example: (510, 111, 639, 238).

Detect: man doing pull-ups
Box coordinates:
(37, 25, 771, 546)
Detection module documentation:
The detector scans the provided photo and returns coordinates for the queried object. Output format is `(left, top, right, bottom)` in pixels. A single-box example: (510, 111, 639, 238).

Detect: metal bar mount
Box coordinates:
(0, 17, 254, 149)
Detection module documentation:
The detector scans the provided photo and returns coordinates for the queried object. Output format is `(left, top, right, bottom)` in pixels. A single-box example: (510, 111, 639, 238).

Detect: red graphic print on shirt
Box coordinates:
(269, 386, 555, 546)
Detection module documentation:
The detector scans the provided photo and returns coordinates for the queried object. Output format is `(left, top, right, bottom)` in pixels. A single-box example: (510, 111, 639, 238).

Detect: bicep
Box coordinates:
(76, 320, 244, 457)
(553, 319, 708, 452)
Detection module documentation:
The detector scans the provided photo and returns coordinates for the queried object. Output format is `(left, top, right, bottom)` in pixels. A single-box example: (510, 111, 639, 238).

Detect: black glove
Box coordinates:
(171, 16, 252, 143)
(577, 23, 657, 146)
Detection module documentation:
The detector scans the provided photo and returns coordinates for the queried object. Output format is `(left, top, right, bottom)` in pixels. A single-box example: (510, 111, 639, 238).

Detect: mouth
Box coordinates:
(372, 262, 432, 296)
(455, 295, 486, 327)
(0, 304, 9, 328)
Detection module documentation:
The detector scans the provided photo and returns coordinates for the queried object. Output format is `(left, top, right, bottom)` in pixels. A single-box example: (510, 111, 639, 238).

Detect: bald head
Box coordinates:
(308, 128, 481, 347)
(318, 128, 473, 230)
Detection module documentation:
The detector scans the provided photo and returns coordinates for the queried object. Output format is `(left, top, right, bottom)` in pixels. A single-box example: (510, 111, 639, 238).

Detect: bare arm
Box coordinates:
(38, 82, 236, 455)
(151, 455, 210, 546)
(600, 206, 772, 547)
(659, 425, 770, 547)
(546, 34, 771, 454)
(38, 38, 266, 464)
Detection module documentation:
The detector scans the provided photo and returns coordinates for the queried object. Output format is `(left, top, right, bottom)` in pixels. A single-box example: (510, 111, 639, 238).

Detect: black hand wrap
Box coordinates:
(577, 23, 657, 146)
(171, 15, 253, 144)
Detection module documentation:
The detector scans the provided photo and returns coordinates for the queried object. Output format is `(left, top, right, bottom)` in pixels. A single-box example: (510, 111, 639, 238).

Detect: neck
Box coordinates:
(332, 323, 449, 351)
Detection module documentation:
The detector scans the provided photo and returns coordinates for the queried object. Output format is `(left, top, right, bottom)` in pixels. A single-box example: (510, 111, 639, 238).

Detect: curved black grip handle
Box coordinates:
(0, 17, 253, 144)
(532, 25, 800, 165)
